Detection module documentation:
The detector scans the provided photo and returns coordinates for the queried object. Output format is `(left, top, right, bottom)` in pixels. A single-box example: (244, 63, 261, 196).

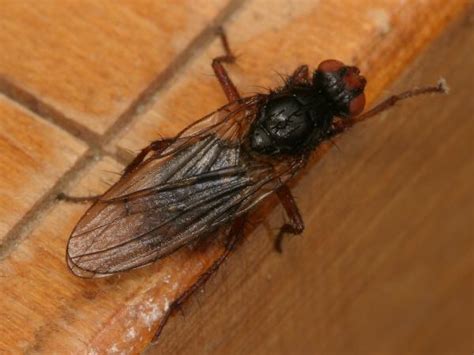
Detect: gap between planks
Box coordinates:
(0, 0, 247, 261)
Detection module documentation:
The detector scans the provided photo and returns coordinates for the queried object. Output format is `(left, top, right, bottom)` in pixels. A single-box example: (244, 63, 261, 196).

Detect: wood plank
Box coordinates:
(146, 9, 474, 355)
(0, 157, 231, 353)
(114, 0, 466, 154)
(0, 96, 86, 241)
(0, 0, 229, 133)
(0, 0, 471, 354)
(0, 158, 119, 353)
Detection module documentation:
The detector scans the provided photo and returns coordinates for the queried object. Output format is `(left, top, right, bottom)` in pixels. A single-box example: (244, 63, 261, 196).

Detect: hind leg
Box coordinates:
(152, 214, 247, 342)
(274, 184, 305, 253)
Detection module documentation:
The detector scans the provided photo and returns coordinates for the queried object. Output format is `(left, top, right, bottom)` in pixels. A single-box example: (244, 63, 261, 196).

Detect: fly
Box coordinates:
(60, 28, 447, 339)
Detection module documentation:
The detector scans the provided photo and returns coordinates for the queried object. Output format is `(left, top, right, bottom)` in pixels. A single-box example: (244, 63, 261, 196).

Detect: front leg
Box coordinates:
(274, 184, 305, 252)
(330, 81, 448, 136)
(212, 27, 241, 103)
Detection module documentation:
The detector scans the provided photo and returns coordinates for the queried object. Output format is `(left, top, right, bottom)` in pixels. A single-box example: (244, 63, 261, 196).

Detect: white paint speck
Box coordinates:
(108, 344, 118, 354)
(368, 8, 391, 35)
(139, 299, 163, 330)
(162, 273, 171, 284)
(126, 327, 137, 340)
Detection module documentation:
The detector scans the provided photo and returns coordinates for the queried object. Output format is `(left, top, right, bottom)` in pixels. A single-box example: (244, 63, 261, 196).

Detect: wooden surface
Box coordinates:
(0, 1, 472, 354)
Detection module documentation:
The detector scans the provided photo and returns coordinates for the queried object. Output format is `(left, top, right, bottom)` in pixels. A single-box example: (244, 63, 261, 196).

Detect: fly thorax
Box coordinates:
(249, 91, 331, 155)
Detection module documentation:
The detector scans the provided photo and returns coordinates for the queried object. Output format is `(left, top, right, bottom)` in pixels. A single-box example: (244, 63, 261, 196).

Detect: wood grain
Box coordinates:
(0, 0, 471, 354)
(147, 9, 474, 355)
(0, 0, 228, 133)
(0, 156, 236, 353)
(0, 96, 86, 241)
(115, 0, 465, 154)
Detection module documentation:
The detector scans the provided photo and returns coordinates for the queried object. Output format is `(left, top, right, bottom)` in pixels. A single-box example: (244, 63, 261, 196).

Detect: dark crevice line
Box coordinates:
(0, 0, 246, 259)
(0, 77, 102, 150)
(0, 150, 98, 259)
(100, 0, 246, 151)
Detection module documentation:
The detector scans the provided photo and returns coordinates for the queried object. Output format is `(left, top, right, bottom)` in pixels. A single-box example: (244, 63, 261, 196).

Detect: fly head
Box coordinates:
(313, 59, 367, 118)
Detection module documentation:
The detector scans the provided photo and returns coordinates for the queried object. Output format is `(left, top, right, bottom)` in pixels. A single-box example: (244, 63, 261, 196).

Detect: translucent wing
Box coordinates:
(67, 96, 301, 277)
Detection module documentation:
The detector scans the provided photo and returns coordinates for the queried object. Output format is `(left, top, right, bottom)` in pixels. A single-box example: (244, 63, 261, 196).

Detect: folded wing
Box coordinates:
(67, 97, 288, 277)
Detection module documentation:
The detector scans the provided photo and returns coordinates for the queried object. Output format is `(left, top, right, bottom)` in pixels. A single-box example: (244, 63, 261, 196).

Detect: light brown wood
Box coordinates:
(148, 14, 474, 354)
(0, 0, 471, 354)
(0, 97, 86, 240)
(0, 0, 229, 133)
(115, 0, 465, 153)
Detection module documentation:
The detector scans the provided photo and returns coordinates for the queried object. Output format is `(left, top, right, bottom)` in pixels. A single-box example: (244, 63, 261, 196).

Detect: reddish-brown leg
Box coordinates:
(212, 27, 241, 103)
(58, 138, 174, 203)
(332, 81, 448, 135)
(57, 193, 102, 203)
(66, 27, 242, 202)
(274, 184, 305, 253)
(285, 65, 310, 87)
(123, 138, 174, 176)
(152, 214, 247, 342)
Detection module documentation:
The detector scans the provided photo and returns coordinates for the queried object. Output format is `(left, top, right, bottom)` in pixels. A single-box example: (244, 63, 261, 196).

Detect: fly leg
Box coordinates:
(331, 81, 448, 135)
(274, 184, 305, 253)
(57, 193, 102, 203)
(285, 65, 310, 87)
(123, 138, 174, 175)
(212, 27, 241, 102)
(152, 214, 247, 342)
(58, 138, 173, 203)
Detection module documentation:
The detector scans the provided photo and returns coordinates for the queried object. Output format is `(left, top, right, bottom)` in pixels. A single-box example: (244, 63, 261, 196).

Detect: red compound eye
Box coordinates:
(315, 60, 367, 117)
(343, 67, 366, 91)
(317, 59, 345, 72)
(342, 67, 367, 116)
(348, 93, 366, 116)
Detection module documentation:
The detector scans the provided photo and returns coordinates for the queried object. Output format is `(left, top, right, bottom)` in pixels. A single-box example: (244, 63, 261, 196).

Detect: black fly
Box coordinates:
(61, 28, 447, 337)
